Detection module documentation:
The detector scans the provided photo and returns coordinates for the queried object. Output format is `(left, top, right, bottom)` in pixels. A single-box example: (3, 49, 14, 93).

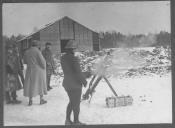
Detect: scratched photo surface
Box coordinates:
(3, 1, 171, 126)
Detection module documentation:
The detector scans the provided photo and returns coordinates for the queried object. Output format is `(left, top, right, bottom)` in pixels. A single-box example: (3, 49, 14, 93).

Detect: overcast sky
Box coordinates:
(3, 1, 170, 37)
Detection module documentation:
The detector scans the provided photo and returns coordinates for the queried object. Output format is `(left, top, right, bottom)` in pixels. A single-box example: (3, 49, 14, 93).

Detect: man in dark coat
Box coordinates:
(5, 44, 23, 104)
(42, 42, 55, 91)
(61, 40, 87, 125)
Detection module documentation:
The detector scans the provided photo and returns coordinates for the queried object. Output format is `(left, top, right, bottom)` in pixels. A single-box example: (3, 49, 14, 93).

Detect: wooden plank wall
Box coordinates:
(40, 21, 60, 53)
(74, 22, 93, 51)
(92, 32, 100, 51)
(19, 17, 99, 53)
(59, 17, 74, 40)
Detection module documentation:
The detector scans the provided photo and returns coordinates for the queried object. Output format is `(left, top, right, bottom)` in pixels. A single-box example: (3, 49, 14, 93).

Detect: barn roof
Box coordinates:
(17, 16, 98, 42)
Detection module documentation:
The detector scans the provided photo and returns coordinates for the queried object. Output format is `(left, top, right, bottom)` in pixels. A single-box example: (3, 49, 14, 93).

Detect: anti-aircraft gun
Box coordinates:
(82, 52, 133, 107)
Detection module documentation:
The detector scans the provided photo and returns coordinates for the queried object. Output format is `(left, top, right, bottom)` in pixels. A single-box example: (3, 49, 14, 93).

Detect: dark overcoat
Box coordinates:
(61, 53, 87, 90)
(5, 53, 23, 92)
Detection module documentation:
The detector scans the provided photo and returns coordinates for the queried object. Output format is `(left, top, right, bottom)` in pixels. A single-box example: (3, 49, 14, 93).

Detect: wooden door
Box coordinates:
(60, 40, 69, 53)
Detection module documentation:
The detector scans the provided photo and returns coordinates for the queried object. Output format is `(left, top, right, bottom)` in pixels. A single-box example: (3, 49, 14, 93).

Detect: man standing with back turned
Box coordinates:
(61, 40, 87, 125)
(23, 40, 47, 106)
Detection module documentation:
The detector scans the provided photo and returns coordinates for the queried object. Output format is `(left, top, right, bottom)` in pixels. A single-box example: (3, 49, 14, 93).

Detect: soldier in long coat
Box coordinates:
(42, 42, 55, 91)
(23, 40, 47, 106)
(61, 40, 87, 125)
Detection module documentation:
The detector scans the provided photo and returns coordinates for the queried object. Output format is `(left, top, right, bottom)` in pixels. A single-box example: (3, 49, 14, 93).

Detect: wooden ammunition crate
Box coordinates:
(106, 95, 133, 108)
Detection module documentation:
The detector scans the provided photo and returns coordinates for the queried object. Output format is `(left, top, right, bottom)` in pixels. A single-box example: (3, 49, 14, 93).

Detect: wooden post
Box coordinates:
(103, 77, 118, 97)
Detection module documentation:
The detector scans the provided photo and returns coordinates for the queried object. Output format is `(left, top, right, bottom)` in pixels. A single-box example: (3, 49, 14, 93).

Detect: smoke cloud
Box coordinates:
(92, 48, 147, 77)
(138, 33, 157, 47)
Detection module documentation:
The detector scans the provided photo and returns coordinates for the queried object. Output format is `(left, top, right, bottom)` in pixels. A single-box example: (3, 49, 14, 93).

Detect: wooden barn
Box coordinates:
(18, 16, 100, 54)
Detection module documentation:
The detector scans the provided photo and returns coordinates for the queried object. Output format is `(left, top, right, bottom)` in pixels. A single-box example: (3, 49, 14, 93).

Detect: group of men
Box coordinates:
(5, 39, 89, 125)
(23, 41, 57, 105)
(5, 41, 55, 105)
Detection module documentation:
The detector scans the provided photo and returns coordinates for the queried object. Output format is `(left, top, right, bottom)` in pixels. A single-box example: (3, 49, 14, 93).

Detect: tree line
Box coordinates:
(99, 31, 170, 48)
(3, 30, 170, 50)
(3, 34, 25, 48)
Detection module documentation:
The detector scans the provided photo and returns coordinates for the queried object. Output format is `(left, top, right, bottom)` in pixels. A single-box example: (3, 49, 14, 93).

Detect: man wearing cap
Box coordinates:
(23, 40, 47, 106)
(42, 42, 55, 91)
(61, 40, 87, 125)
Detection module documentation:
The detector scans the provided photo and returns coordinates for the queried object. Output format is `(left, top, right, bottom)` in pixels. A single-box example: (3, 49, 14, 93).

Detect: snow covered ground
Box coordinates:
(4, 73, 172, 126)
(4, 46, 172, 126)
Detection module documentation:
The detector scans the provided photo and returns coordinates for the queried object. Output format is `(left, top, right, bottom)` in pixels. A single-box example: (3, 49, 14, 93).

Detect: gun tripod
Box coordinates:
(82, 75, 118, 103)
